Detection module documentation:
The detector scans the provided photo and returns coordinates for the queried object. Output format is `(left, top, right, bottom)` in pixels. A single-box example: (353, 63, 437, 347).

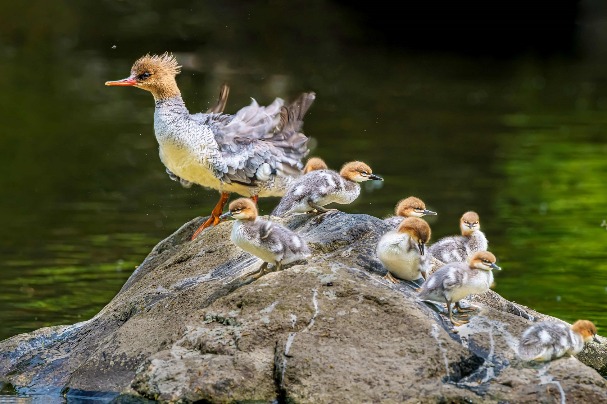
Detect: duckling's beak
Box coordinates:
(369, 174, 383, 181)
(423, 209, 437, 216)
(467, 223, 475, 229)
(490, 263, 501, 271)
(105, 76, 137, 86)
(593, 335, 601, 344)
(417, 242, 425, 256)
(219, 211, 233, 220)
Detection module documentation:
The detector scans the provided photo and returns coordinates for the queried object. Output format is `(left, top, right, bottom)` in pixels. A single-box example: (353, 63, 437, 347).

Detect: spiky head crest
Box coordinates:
(132, 52, 181, 76)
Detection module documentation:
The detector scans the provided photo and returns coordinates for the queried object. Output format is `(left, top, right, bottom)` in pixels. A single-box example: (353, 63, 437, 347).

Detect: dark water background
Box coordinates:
(1, 0, 606, 342)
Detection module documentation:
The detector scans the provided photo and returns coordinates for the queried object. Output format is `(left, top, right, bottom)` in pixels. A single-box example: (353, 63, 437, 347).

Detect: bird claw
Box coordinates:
(384, 273, 400, 284)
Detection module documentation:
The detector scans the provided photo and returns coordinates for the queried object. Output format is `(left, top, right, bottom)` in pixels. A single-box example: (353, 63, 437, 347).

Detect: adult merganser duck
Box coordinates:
(220, 198, 311, 279)
(518, 320, 600, 362)
(271, 161, 383, 217)
(376, 217, 432, 283)
(383, 196, 437, 228)
(303, 156, 328, 174)
(105, 53, 315, 239)
(418, 251, 501, 326)
(428, 211, 488, 264)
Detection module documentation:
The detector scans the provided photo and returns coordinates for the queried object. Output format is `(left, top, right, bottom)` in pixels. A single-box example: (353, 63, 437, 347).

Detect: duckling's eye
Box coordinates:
(360, 171, 369, 176)
(474, 221, 479, 225)
(464, 221, 469, 225)
(138, 72, 152, 80)
(482, 259, 490, 263)
(232, 209, 242, 214)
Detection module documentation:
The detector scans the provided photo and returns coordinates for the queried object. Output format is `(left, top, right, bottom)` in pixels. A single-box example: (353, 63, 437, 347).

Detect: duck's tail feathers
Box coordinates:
(270, 92, 316, 173)
(278, 92, 316, 134)
(207, 83, 230, 114)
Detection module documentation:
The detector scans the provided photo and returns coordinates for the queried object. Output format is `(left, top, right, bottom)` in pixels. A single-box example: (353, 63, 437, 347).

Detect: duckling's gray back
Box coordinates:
(418, 261, 468, 301)
(428, 230, 488, 263)
(517, 321, 582, 361)
(383, 216, 404, 228)
(271, 169, 352, 216)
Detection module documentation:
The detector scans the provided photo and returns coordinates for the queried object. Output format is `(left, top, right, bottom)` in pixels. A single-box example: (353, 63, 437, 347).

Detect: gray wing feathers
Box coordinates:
(271, 169, 337, 216)
(428, 235, 467, 263)
(213, 93, 315, 185)
(263, 221, 310, 262)
(517, 322, 570, 360)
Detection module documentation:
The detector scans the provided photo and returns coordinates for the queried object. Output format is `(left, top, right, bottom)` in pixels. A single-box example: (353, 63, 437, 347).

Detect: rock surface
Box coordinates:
(1, 211, 606, 403)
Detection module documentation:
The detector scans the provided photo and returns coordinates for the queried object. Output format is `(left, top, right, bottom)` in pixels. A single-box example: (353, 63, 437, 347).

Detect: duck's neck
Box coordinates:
(343, 178, 360, 192)
(154, 96, 190, 141)
(154, 95, 188, 113)
(150, 79, 181, 102)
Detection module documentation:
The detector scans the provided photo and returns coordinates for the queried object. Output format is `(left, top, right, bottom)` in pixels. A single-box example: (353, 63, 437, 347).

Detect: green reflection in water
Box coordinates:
(494, 115, 607, 331)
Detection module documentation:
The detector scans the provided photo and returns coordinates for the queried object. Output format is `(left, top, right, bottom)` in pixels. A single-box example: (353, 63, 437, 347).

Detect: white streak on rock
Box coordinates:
(431, 323, 450, 377)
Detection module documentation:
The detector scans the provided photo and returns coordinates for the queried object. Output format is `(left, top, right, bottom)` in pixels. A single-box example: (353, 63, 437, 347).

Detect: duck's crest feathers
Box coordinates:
(134, 52, 181, 76)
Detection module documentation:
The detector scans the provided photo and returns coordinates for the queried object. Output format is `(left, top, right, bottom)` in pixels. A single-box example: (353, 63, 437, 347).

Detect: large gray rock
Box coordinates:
(1, 211, 606, 403)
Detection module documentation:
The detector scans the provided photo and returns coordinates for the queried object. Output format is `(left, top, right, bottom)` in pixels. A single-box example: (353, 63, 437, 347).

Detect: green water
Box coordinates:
(1, 1, 606, 342)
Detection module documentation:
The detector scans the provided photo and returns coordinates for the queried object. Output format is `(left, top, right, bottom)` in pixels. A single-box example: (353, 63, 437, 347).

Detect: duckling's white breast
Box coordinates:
(377, 233, 421, 280)
(450, 270, 493, 301)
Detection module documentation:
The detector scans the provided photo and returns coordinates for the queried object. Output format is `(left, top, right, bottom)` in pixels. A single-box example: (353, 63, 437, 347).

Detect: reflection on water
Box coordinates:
(1, 1, 607, 343)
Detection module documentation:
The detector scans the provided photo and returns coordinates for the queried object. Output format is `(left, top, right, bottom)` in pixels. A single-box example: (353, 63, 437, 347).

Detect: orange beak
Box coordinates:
(105, 77, 137, 86)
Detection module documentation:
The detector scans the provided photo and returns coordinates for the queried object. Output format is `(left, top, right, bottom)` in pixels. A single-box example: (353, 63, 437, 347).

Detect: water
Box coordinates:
(1, 1, 607, 347)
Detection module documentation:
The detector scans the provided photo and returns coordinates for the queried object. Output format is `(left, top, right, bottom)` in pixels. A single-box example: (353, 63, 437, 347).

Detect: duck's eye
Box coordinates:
(138, 72, 152, 80)
(360, 171, 369, 176)
(474, 221, 479, 225)
(464, 221, 469, 225)
(482, 259, 489, 263)
(232, 209, 241, 214)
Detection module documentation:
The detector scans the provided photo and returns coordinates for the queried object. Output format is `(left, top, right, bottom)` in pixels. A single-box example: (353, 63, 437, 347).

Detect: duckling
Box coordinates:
(383, 196, 437, 228)
(418, 251, 501, 326)
(220, 198, 311, 279)
(518, 320, 600, 362)
(377, 217, 432, 283)
(428, 211, 488, 264)
(271, 161, 383, 217)
(303, 157, 328, 174)
(106, 53, 315, 240)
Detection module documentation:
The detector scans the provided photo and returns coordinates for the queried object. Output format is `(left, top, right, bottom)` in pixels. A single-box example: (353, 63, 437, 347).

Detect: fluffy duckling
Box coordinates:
(271, 161, 383, 217)
(418, 251, 501, 326)
(303, 157, 328, 174)
(377, 217, 432, 283)
(383, 196, 437, 228)
(106, 53, 315, 239)
(220, 198, 311, 279)
(518, 320, 599, 362)
(428, 211, 488, 264)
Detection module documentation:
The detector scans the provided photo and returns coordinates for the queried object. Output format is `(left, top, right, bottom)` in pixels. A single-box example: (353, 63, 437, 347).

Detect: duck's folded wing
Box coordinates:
(210, 93, 315, 185)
